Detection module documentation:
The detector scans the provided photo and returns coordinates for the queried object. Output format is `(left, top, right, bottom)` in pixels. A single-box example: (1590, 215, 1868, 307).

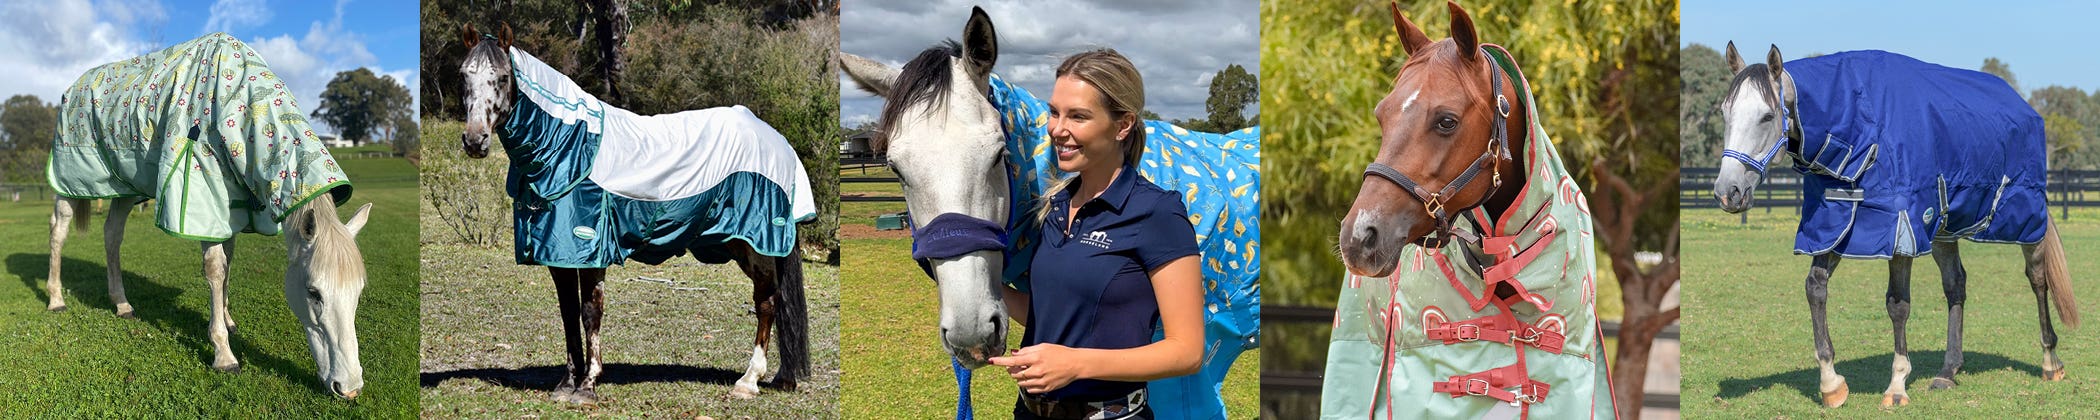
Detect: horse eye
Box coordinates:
(307, 287, 322, 302)
(1434, 116, 1459, 132)
(1760, 113, 1775, 123)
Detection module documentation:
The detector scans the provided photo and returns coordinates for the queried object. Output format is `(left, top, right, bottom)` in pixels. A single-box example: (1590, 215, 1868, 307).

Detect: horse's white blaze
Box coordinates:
(734, 344, 767, 395)
(1399, 89, 1421, 113)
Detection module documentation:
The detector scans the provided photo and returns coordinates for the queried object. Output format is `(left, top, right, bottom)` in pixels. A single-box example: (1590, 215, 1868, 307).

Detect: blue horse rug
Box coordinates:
(500, 47, 817, 267)
(49, 33, 350, 241)
(988, 74, 1261, 419)
(1785, 50, 2048, 258)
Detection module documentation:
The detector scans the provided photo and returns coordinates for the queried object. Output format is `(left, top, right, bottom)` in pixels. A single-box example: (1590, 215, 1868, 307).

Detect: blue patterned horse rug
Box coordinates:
(988, 74, 1261, 419)
(1782, 50, 2048, 258)
(49, 32, 350, 240)
(500, 47, 818, 267)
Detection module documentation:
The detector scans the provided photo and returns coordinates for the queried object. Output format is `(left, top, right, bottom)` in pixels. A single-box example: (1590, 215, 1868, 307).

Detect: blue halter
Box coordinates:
(1721, 106, 1793, 175)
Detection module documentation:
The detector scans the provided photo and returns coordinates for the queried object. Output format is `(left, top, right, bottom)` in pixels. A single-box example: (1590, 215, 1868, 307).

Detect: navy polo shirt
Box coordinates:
(1024, 166, 1200, 401)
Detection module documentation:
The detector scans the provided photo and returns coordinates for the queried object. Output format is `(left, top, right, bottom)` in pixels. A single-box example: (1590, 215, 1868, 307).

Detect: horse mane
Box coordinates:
(1723, 64, 1777, 111)
(876, 40, 964, 151)
(299, 192, 366, 287)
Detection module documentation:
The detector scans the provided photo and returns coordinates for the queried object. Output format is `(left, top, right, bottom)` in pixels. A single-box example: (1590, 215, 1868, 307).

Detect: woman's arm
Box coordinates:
(1003, 286, 1031, 327)
(990, 255, 1205, 393)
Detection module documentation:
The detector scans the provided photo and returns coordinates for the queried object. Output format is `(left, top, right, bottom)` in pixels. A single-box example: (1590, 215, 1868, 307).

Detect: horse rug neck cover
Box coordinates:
(988, 74, 1261, 420)
(1782, 50, 2048, 258)
(1321, 45, 1615, 419)
(500, 47, 817, 267)
(49, 33, 350, 241)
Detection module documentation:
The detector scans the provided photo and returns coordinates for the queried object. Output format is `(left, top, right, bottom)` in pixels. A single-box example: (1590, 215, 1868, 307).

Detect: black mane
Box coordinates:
(875, 40, 963, 148)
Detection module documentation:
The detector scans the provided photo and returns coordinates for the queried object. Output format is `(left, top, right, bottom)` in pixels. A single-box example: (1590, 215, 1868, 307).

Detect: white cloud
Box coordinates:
(201, 0, 271, 34)
(0, 0, 152, 103)
(244, 1, 413, 137)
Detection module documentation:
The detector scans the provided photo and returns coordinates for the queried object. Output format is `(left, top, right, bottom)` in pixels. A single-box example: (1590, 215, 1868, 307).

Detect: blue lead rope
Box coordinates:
(953, 358, 975, 420)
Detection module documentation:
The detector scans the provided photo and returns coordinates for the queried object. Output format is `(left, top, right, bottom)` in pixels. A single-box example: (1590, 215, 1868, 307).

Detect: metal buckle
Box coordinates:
(1455, 324, 1481, 341)
(1515, 327, 1542, 344)
(1497, 94, 1511, 117)
(1424, 193, 1446, 217)
(1464, 378, 1491, 396)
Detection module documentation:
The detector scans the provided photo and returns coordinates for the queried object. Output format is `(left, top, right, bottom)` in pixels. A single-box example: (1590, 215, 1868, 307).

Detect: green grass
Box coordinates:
(0, 157, 421, 417)
(840, 236, 1259, 418)
(416, 122, 841, 417)
(1682, 207, 2100, 416)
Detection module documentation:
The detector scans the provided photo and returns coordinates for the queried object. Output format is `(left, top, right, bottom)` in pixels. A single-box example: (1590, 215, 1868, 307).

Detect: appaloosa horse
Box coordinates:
(456, 24, 815, 403)
(1711, 42, 2077, 408)
(1326, 3, 1614, 418)
(45, 32, 376, 399)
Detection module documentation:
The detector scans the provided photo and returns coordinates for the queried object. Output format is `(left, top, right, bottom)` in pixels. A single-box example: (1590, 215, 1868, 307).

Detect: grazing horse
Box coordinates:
(840, 6, 1262, 419)
(44, 32, 376, 398)
(1711, 42, 2077, 408)
(1326, 3, 1615, 418)
(455, 24, 816, 403)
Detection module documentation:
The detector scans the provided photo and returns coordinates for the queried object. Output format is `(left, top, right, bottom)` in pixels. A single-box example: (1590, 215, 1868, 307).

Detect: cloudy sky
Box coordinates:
(839, 0, 1259, 128)
(0, 0, 419, 136)
(1684, 0, 2100, 92)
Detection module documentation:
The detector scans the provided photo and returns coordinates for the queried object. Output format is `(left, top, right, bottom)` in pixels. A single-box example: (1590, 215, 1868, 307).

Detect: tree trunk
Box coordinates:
(1590, 156, 1683, 420)
(588, 0, 628, 106)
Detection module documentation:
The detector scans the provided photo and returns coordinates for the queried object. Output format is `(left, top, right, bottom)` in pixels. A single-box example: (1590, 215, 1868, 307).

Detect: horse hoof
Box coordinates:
(1822, 381, 1849, 408)
(729, 385, 760, 399)
(212, 362, 241, 373)
(2045, 368, 2067, 381)
(47, 304, 67, 312)
(551, 387, 599, 405)
(116, 311, 136, 320)
(1880, 394, 1908, 408)
(1929, 377, 1957, 390)
(773, 379, 799, 392)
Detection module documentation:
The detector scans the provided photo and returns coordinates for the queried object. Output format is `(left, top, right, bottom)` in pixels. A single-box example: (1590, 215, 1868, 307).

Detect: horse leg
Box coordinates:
(203, 240, 239, 372)
(727, 243, 777, 399)
(1930, 241, 1967, 390)
(222, 239, 237, 334)
(1882, 256, 1914, 407)
(104, 197, 139, 318)
(47, 197, 85, 311)
(579, 268, 607, 395)
(2023, 241, 2065, 380)
(1806, 253, 1847, 407)
(548, 267, 599, 404)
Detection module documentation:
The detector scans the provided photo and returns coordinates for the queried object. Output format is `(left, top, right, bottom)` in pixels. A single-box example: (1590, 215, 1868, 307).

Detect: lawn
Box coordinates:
(1681, 206, 2100, 417)
(838, 164, 1260, 418)
(416, 121, 841, 418)
(0, 155, 422, 417)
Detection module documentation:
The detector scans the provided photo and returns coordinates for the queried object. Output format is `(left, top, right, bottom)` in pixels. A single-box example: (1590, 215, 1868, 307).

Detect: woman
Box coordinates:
(987, 49, 1205, 420)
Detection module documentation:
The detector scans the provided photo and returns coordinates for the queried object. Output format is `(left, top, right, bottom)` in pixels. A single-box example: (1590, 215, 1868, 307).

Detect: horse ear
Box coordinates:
(344, 203, 373, 237)
(839, 53, 900, 97)
(1765, 44, 1786, 81)
(1390, 2, 1432, 57)
(962, 6, 998, 77)
(498, 22, 514, 50)
(1446, 1, 1479, 61)
(462, 23, 479, 50)
(1725, 41, 1745, 74)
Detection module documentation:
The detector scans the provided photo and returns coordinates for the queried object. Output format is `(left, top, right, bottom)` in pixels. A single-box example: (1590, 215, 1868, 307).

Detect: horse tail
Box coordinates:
(2041, 221, 2078, 329)
(71, 199, 92, 231)
(773, 247, 811, 385)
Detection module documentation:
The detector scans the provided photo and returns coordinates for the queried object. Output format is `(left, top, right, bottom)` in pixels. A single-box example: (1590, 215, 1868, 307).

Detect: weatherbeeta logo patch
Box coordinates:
(572, 226, 597, 240)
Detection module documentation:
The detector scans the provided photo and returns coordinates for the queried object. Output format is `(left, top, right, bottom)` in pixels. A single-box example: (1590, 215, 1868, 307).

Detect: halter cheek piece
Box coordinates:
(1719, 101, 1800, 176)
(1362, 46, 1514, 249)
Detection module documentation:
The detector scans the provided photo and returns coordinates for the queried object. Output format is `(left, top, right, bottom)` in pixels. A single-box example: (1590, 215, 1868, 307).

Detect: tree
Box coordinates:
(1, 95, 58, 183)
(311, 68, 413, 145)
(1205, 63, 1258, 132)
(1981, 57, 2022, 98)
(585, 0, 630, 106)
(1679, 44, 1729, 168)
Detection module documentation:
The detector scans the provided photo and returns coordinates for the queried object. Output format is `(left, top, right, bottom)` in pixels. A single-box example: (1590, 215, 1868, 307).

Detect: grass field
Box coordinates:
(836, 167, 1260, 418)
(1681, 207, 2100, 417)
(416, 121, 841, 418)
(0, 154, 421, 417)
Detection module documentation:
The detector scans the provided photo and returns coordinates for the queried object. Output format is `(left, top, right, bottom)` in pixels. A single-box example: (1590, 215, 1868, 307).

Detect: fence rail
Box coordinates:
(1682, 167, 2100, 210)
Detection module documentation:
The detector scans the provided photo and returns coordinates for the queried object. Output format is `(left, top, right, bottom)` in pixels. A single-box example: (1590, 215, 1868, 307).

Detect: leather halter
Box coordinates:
(1363, 46, 1515, 249)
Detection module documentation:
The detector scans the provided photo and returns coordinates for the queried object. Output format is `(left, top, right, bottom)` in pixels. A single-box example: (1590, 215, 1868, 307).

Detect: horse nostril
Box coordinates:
(1360, 225, 1379, 247)
(987, 314, 1000, 325)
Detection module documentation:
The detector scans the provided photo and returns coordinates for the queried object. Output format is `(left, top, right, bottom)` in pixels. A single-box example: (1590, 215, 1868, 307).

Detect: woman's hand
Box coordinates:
(989, 344, 1089, 394)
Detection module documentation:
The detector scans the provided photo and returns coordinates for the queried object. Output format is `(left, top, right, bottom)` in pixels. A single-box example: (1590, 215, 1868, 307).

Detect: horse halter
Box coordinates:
(1720, 97, 1800, 176)
(1363, 46, 1514, 249)
(908, 211, 1009, 280)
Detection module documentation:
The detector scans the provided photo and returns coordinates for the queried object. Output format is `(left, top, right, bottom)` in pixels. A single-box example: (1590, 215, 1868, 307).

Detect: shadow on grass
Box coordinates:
(419, 363, 763, 392)
(7, 252, 322, 395)
(1715, 349, 2046, 403)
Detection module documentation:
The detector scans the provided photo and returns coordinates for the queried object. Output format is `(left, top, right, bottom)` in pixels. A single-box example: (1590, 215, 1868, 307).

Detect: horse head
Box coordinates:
(1714, 41, 1797, 213)
(282, 192, 373, 399)
(840, 7, 1010, 368)
(1339, 1, 1528, 277)
(458, 23, 515, 159)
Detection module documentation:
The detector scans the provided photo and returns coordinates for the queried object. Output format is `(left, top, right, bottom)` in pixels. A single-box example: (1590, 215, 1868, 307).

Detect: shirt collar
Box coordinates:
(1055, 164, 1140, 212)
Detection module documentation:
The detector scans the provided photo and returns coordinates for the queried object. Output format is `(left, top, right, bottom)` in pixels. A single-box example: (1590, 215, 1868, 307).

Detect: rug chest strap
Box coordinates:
(1430, 363, 1552, 405)
(1423, 312, 1568, 354)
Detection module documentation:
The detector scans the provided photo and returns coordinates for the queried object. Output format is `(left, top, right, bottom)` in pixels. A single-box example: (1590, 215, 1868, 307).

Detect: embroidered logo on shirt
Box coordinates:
(1081, 230, 1114, 249)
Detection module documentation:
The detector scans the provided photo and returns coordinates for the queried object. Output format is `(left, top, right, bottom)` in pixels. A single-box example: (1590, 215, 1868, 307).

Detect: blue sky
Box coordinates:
(1683, 0, 2100, 92)
(0, 0, 420, 135)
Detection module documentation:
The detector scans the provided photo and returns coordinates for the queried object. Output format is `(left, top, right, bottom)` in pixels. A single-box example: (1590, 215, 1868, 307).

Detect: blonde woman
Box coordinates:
(987, 49, 1204, 420)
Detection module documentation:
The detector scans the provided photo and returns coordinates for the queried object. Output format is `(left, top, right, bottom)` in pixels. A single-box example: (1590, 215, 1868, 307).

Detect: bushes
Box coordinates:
(418, 120, 512, 248)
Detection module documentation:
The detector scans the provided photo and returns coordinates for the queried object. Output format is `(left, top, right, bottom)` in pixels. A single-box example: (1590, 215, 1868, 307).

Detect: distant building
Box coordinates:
(320, 133, 354, 148)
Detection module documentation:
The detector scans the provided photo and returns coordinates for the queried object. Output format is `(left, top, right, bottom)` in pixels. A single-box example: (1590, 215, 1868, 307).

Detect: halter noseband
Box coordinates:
(1362, 46, 1514, 249)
